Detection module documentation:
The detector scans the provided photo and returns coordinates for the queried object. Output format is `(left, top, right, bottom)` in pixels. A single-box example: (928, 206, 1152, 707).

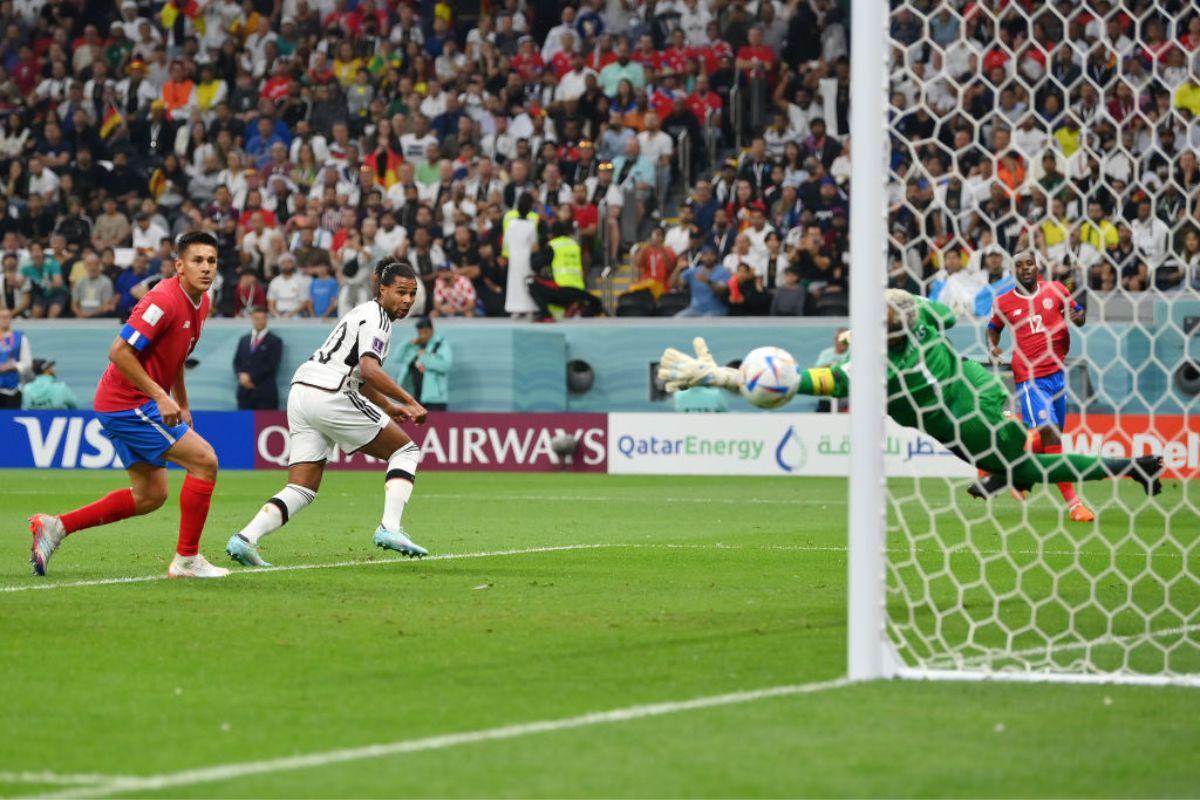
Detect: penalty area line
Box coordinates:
(39, 678, 854, 800)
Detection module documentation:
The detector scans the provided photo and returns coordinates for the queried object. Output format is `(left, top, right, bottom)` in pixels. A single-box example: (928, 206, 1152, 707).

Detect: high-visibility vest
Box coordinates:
(501, 209, 539, 257)
(548, 236, 585, 290)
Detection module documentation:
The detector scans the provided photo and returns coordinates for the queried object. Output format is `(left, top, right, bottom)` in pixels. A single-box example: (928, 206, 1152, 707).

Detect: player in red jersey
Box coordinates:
(986, 249, 1093, 522)
(29, 232, 229, 578)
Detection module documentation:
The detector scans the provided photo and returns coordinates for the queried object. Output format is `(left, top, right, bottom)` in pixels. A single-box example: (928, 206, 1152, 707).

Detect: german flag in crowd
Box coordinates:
(100, 105, 123, 138)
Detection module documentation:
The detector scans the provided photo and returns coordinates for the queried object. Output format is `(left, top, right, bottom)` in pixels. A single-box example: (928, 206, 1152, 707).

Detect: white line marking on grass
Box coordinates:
(419, 493, 848, 506)
(0, 544, 617, 594)
(0, 773, 133, 786)
(2, 541, 1185, 595)
(926, 623, 1200, 670)
(40, 678, 854, 800)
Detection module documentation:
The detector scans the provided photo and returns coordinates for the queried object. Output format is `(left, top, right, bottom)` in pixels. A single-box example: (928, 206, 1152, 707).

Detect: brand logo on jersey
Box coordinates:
(1014, 308, 1023, 316)
(182, 321, 191, 329)
(371, 337, 385, 354)
(142, 303, 164, 326)
(1043, 298, 1053, 310)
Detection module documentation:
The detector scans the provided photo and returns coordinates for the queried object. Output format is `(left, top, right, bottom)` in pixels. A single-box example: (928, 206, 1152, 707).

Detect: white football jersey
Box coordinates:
(291, 300, 394, 393)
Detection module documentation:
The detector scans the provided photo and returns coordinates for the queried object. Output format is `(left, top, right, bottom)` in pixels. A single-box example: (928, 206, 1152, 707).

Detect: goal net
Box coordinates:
(850, 0, 1200, 686)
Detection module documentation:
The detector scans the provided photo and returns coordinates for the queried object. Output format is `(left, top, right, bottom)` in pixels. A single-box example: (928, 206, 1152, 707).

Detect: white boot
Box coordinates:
(168, 553, 231, 578)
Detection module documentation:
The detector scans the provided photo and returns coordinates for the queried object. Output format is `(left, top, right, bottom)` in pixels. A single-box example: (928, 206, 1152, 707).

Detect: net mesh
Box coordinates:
(880, 0, 1200, 682)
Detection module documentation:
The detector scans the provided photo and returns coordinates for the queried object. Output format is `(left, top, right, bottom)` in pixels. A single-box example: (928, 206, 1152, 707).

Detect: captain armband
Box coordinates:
(807, 368, 836, 396)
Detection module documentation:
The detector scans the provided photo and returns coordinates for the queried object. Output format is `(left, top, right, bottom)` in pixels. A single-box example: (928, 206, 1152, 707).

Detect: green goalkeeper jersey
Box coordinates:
(806, 299, 1003, 443)
(795, 297, 1155, 489)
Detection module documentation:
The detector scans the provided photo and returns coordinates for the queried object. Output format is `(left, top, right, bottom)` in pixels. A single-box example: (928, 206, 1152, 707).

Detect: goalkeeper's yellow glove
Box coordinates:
(657, 337, 742, 393)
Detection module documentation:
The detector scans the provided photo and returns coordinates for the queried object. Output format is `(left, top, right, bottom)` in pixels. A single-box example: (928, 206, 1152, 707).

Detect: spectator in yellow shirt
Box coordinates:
(1174, 81, 1200, 117)
(333, 41, 363, 88)
(1053, 118, 1082, 157)
(1040, 197, 1071, 252)
(1078, 200, 1118, 253)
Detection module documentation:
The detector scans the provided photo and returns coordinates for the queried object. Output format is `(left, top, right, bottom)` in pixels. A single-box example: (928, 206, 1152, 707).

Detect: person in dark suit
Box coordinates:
(233, 307, 282, 410)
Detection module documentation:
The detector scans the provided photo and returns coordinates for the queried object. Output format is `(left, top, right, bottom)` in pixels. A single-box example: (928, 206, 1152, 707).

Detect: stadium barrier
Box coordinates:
(3, 411, 1193, 479)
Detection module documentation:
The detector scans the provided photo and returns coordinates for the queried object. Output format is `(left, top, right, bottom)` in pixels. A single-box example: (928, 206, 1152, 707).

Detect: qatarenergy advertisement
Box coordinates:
(606, 413, 977, 477)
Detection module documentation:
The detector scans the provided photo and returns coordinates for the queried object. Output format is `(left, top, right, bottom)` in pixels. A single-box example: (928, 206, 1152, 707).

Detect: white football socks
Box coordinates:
(239, 484, 317, 544)
(382, 442, 420, 531)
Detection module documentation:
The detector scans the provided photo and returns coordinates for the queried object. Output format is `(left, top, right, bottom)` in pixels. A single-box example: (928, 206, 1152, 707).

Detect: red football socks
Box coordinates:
(1042, 443, 1080, 504)
(177, 475, 215, 557)
(59, 488, 137, 535)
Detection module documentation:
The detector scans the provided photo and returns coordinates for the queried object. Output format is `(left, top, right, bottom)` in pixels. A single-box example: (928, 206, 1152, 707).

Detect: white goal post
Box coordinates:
(848, 0, 1199, 687)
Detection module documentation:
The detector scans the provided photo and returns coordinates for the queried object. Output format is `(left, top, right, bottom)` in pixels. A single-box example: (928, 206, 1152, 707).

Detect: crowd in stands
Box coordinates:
(889, 0, 1200, 316)
(0, 0, 856, 322)
(0, 0, 1194, 326)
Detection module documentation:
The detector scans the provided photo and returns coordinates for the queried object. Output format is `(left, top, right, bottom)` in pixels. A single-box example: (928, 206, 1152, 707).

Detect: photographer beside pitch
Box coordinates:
(658, 289, 1163, 496)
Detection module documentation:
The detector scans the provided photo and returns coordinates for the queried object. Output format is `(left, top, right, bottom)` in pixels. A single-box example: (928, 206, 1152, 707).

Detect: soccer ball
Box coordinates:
(738, 347, 799, 409)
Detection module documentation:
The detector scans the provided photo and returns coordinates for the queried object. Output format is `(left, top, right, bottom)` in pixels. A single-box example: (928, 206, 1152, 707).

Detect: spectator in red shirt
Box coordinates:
(703, 31, 734, 75)
(571, 183, 599, 267)
(1182, 16, 1200, 51)
(650, 75, 683, 120)
(237, 181, 279, 229)
(572, 183, 600, 233)
(232, 267, 268, 317)
(982, 47, 1010, 73)
(631, 33, 662, 73)
(307, 51, 335, 86)
(587, 33, 618, 72)
(661, 30, 691, 76)
(686, 73, 724, 126)
(260, 61, 291, 103)
(630, 226, 677, 297)
(735, 27, 775, 80)
(511, 36, 546, 82)
(549, 31, 576, 78)
(11, 45, 40, 95)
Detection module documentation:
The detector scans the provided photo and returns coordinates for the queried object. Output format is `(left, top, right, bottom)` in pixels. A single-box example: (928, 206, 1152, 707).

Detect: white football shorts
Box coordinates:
(286, 383, 389, 465)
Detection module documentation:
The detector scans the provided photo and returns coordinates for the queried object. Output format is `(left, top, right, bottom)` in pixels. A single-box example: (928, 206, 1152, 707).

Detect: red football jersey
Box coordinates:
(686, 90, 723, 125)
(988, 280, 1081, 384)
(660, 47, 689, 75)
(93, 277, 210, 412)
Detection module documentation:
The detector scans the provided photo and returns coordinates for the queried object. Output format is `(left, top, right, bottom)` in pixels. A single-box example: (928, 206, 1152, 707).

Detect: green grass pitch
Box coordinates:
(1, 470, 1198, 798)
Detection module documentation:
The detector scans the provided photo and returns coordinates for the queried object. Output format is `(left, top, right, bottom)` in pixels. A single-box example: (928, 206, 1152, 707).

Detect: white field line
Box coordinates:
(38, 678, 854, 800)
(2, 541, 1188, 595)
(1, 489, 848, 505)
(0, 544, 622, 595)
(924, 623, 1200, 670)
(418, 493, 848, 505)
(0, 773, 134, 787)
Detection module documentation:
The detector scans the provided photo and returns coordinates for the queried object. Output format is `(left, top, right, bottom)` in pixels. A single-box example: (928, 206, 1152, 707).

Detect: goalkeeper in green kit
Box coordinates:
(658, 289, 1163, 495)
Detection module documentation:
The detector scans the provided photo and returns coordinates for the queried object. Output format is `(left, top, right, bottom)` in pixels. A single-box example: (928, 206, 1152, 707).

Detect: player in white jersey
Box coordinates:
(225, 259, 430, 567)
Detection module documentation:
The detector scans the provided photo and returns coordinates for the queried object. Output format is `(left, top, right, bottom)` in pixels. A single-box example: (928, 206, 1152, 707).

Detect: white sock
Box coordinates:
(239, 484, 316, 544)
(382, 442, 420, 531)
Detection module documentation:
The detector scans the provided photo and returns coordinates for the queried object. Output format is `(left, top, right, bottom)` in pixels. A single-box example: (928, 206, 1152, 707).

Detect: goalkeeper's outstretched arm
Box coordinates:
(798, 361, 849, 399)
(657, 337, 850, 401)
